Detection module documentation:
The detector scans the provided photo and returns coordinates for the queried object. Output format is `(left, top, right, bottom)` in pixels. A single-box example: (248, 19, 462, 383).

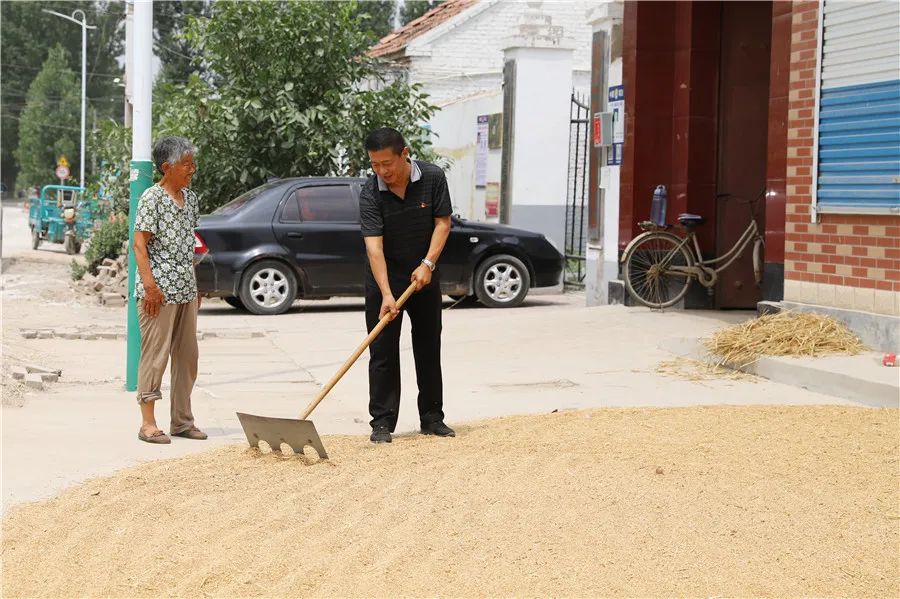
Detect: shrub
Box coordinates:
(83, 214, 129, 274)
(70, 259, 88, 281)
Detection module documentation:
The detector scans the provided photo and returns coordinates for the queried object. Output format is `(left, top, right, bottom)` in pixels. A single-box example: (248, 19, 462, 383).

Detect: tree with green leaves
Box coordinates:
(352, 0, 398, 42)
(154, 0, 211, 84)
(400, 0, 445, 25)
(13, 45, 81, 190)
(1, 1, 124, 192)
(87, 118, 132, 215)
(157, 0, 440, 213)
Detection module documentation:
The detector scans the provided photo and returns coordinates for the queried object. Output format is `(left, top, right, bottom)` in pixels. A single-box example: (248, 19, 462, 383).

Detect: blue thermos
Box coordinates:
(651, 185, 667, 226)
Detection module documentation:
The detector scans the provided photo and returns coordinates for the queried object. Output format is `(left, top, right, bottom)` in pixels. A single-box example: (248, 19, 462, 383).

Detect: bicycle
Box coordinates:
(621, 191, 765, 309)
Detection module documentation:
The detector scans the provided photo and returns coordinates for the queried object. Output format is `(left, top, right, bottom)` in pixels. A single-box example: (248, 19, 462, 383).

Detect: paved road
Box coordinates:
(1, 200, 854, 512)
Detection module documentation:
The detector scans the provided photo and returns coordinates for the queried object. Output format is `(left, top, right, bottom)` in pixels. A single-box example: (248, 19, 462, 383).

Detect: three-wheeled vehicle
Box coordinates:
(29, 185, 94, 254)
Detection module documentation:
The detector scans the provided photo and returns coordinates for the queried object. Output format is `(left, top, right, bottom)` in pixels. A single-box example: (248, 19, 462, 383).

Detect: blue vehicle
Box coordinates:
(28, 185, 95, 254)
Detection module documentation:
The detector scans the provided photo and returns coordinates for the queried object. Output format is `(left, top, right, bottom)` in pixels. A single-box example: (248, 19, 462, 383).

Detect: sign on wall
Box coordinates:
(476, 115, 489, 188)
(485, 182, 500, 218)
(607, 85, 624, 166)
(488, 113, 503, 149)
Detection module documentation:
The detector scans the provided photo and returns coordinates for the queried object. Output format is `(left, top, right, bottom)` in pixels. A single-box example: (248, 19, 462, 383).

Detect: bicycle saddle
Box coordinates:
(678, 213, 705, 227)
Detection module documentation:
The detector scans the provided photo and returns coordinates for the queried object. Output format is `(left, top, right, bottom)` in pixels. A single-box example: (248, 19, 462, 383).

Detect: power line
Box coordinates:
(1, 62, 123, 78)
(155, 42, 193, 61)
(2, 96, 124, 102)
(0, 112, 85, 132)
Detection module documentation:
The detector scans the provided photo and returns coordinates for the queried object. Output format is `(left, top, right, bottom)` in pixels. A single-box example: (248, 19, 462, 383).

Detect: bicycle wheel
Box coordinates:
(623, 232, 694, 309)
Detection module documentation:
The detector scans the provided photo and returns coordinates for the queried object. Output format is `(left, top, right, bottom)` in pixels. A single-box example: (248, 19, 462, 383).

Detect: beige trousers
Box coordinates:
(137, 300, 199, 434)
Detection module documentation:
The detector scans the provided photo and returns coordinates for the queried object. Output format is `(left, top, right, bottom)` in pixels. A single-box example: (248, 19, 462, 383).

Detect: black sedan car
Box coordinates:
(194, 177, 564, 315)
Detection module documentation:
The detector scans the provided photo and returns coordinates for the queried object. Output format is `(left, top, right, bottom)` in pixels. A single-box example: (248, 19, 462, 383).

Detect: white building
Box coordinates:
(370, 0, 594, 231)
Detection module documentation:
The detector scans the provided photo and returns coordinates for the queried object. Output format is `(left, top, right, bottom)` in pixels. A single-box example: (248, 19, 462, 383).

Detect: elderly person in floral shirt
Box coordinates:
(133, 136, 206, 444)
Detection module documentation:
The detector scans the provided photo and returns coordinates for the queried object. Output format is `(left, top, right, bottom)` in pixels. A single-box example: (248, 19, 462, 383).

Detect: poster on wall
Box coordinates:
(476, 115, 489, 187)
(485, 182, 500, 218)
(488, 113, 503, 149)
(607, 85, 624, 166)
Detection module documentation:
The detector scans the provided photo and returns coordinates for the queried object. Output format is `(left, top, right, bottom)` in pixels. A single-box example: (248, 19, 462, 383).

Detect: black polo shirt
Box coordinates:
(359, 159, 452, 282)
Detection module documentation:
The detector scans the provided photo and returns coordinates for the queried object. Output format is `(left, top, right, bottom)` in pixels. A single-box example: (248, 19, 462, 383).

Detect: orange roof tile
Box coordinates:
(368, 0, 480, 59)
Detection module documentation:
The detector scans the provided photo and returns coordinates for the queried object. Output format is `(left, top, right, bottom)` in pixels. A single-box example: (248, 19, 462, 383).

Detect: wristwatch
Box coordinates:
(421, 258, 436, 272)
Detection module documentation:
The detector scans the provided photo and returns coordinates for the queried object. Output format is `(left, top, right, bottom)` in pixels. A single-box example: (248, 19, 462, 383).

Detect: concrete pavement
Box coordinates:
(0, 199, 884, 513)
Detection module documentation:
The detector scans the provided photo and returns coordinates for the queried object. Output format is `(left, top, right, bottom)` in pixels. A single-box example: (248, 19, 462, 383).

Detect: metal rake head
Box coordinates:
(237, 412, 328, 459)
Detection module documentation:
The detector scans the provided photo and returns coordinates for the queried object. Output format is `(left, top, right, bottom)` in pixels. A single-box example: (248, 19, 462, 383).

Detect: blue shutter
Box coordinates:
(815, 1, 900, 214)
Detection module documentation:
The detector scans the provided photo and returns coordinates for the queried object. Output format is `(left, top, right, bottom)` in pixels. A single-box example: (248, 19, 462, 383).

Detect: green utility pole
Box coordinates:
(126, 161, 151, 390)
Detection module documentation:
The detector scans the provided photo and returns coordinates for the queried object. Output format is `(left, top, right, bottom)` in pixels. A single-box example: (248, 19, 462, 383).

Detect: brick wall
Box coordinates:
(783, 1, 900, 316)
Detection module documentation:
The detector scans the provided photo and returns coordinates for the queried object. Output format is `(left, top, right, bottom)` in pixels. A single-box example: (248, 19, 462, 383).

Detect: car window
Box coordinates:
(280, 194, 301, 222)
(212, 181, 280, 215)
(296, 185, 358, 223)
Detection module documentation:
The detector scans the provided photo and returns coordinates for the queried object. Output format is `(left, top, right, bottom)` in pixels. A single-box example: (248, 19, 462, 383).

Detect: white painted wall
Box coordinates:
(602, 57, 623, 262)
(584, 0, 624, 306)
(507, 47, 573, 210)
(400, 0, 594, 222)
(429, 91, 503, 220)
(504, 44, 574, 251)
(409, 0, 594, 104)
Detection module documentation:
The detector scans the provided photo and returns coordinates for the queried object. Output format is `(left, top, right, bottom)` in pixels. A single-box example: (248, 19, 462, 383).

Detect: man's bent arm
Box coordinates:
(364, 236, 393, 297)
(425, 216, 451, 265)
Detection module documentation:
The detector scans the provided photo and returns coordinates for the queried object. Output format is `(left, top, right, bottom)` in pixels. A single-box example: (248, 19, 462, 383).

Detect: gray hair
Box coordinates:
(151, 136, 197, 174)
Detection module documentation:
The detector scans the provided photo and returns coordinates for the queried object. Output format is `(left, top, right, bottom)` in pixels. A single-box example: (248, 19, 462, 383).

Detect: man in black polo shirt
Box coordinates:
(358, 127, 455, 444)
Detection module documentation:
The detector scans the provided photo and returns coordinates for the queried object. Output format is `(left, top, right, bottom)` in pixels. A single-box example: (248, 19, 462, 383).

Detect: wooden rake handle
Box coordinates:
(299, 282, 419, 420)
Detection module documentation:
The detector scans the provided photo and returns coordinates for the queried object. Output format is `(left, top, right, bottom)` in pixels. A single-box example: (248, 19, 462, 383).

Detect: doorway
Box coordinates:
(715, 1, 772, 308)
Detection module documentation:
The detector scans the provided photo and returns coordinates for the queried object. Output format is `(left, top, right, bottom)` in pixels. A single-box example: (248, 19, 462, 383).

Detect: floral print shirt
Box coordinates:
(133, 184, 199, 304)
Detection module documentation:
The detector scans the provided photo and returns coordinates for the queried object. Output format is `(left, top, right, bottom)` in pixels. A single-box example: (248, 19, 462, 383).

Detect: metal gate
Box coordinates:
(565, 90, 590, 287)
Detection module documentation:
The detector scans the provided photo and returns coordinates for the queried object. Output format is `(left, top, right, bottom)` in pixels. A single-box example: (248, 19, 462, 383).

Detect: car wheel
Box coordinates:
(474, 254, 530, 308)
(64, 235, 78, 255)
(224, 296, 246, 310)
(238, 260, 297, 315)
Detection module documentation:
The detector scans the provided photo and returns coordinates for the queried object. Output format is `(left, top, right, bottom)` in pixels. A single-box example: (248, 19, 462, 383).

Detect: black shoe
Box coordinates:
(370, 426, 392, 444)
(420, 421, 455, 437)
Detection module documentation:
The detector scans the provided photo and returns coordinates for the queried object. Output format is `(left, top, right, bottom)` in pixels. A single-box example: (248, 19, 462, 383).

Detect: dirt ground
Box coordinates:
(2, 405, 897, 598)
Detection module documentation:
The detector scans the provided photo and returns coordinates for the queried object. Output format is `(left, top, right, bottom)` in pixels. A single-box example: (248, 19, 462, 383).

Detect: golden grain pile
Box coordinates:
(2, 406, 898, 598)
(705, 311, 867, 367)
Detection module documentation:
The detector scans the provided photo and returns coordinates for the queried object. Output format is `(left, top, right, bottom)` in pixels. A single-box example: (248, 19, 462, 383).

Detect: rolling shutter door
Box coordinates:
(816, 0, 900, 214)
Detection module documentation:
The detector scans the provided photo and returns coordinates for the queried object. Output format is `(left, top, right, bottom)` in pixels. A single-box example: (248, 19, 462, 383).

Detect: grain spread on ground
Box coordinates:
(2, 406, 897, 597)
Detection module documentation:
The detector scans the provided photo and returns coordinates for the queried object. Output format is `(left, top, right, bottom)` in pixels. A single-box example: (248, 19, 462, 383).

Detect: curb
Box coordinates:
(660, 337, 899, 408)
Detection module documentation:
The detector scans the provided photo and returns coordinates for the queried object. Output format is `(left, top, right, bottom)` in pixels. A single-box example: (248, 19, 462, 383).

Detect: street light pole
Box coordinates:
(126, 0, 154, 391)
(42, 9, 96, 187)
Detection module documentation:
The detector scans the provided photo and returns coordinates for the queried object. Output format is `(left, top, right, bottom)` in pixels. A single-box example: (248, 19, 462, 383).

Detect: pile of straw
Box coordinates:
(656, 357, 758, 382)
(705, 311, 867, 367)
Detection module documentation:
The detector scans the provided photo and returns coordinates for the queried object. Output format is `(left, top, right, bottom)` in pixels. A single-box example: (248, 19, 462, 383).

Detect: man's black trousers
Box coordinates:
(365, 277, 443, 432)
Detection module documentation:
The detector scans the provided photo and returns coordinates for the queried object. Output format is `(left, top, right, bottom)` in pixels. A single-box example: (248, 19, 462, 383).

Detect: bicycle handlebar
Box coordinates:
(716, 189, 765, 219)
(716, 189, 766, 204)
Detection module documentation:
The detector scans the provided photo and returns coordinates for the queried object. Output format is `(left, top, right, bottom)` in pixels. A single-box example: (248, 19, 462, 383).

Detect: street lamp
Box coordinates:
(42, 9, 96, 187)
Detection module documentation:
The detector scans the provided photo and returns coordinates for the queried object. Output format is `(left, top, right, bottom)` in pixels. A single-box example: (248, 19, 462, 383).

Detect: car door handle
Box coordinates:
(287, 232, 304, 239)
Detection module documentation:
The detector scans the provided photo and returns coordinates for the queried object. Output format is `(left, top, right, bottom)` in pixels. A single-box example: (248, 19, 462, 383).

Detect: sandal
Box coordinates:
(138, 428, 171, 444)
(171, 426, 208, 440)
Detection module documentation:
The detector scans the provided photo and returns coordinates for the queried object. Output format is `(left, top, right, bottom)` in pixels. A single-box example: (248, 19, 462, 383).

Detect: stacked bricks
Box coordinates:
(73, 241, 129, 307)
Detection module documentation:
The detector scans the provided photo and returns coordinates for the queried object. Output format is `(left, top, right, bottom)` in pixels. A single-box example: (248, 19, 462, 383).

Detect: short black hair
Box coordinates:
(364, 127, 406, 155)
